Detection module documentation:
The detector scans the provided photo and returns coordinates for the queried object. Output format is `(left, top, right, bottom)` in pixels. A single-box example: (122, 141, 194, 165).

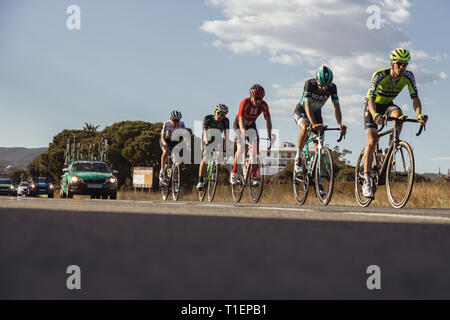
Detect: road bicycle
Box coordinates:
(293, 126, 345, 206)
(161, 153, 181, 201)
(355, 115, 427, 209)
(198, 149, 221, 202)
(231, 137, 271, 203)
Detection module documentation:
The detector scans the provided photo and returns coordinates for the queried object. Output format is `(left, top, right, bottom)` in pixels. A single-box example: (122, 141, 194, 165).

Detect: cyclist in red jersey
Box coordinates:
(230, 84, 272, 186)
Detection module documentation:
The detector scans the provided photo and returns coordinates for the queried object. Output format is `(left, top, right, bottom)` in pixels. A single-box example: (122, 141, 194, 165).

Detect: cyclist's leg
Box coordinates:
(386, 104, 403, 142)
(294, 104, 311, 161)
(312, 111, 323, 154)
(245, 124, 259, 181)
(232, 118, 244, 171)
(362, 101, 382, 197)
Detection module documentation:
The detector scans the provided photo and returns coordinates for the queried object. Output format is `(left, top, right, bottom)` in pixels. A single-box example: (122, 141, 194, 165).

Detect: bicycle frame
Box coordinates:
(206, 151, 217, 181)
(374, 116, 424, 179)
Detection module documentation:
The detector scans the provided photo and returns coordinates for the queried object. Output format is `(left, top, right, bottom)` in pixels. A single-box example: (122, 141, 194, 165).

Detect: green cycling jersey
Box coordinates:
(366, 68, 418, 105)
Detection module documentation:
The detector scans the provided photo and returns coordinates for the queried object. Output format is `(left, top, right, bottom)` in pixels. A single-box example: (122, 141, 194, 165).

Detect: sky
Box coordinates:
(0, 0, 449, 173)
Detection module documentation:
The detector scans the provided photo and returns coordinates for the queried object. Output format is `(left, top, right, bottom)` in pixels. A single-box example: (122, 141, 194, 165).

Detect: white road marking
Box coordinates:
(341, 211, 450, 223)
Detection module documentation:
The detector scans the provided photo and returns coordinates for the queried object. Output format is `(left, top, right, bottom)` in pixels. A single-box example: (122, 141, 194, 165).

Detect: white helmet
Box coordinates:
(170, 110, 182, 121)
(215, 104, 229, 114)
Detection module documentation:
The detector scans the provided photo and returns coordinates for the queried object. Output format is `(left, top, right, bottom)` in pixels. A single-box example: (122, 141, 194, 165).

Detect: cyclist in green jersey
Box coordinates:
(196, 104, 230, 191)
(362, 48, 427, 198)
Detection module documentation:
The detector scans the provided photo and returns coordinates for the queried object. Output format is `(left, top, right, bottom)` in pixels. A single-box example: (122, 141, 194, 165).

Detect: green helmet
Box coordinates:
(390, 48, 411, 61)
(316, 65, 333, 86)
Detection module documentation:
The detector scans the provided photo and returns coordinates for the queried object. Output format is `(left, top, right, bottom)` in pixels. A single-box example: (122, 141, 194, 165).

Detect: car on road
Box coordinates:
(60, 160, 118, 199)
(29, 177, 55, 198)
(17, 182, 31, 196)
(0, 177, 15, 196)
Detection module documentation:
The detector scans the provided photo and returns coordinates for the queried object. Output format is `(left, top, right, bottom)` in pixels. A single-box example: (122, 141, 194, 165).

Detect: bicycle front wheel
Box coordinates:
(231, 171, 244, 203)
(172, 164, 181, 201)
(293, 157, 309, 205)
(248, 155, 264, 203)
(354, 147, 373, 207)
(386, 141, 414, 209)
(161, 169, 169, 201)
(315, 147, 334, 206)
(207, 161, 219, 202)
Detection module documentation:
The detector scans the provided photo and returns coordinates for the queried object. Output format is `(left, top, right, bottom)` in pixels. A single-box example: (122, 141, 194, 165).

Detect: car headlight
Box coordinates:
(71, 176, 79, 183)
(109, 177, 117, 184)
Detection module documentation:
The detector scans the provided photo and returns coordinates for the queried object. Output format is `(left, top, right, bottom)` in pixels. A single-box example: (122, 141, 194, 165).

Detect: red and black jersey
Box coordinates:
(235, 97, 270, 126)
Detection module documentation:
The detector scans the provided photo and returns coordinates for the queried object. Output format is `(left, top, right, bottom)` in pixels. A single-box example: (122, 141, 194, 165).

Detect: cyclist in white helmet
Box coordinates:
(159, 110, 186, 186)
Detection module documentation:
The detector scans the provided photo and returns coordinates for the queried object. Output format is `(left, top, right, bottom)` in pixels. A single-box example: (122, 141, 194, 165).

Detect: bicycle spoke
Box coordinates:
(315, 148, 334, 206)
(354, 147, 373, 207)
(386, 141, 414, 208)
(293, 157, 309, 205)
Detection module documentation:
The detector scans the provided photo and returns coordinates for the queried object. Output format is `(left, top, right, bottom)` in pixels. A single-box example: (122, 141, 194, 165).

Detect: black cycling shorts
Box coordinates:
(293, 103, 323, 127)
(363, 99, 401, 130)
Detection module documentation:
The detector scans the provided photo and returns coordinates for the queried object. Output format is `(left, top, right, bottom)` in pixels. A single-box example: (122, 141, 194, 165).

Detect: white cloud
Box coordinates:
(201, 0, 443, 86)
(382, 0, 412, 23)
(439, 72, 448, 79)
(202, 0, 445, 131)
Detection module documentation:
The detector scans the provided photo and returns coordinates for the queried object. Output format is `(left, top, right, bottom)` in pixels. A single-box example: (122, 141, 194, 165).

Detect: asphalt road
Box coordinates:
(1, 197, 450, 299)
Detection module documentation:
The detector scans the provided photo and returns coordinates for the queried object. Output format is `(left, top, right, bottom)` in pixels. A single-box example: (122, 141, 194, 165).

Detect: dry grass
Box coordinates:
(118, 182, 450, 208)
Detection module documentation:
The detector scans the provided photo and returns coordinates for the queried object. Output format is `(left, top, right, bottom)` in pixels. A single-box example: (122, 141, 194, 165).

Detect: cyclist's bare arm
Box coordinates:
(265, 117, 272, 141)
(305, 101, 316, 125)
(412, 97, 427, 125)
(161, 134, 168, 147)
(305, 100, 323, 130)
(367, 98, 382, 125)
(332, 103, 343, 126)
(203, 129, 209, 146)
(332, 103, 346, 134)
(239, 116, 246, 135)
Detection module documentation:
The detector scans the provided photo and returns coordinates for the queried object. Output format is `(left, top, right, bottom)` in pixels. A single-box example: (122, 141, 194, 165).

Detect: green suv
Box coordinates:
(60, 160, 118, 199)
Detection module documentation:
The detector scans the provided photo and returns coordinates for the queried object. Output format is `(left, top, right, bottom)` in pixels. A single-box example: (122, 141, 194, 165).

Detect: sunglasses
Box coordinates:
(216, 111, 226, 117)
(394, 61, 408, 67)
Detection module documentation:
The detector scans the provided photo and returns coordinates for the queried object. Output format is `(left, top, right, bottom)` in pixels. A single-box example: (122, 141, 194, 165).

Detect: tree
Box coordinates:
(83, 123, 100, 133)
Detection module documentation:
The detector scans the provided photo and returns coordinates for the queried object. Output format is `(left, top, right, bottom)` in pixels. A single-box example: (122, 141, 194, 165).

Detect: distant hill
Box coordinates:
(0, 147, 48, 170)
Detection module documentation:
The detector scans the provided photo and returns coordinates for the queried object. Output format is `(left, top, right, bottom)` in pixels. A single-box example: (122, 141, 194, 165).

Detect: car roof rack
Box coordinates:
(64, 134, 110, 166)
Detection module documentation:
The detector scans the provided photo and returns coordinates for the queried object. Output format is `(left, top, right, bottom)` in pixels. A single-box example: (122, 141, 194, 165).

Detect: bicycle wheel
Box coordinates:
(207, 161, 219, 202)
(172, 164, 181, 201)
(315, 147, 334, 206)
(386, 141, 414, 209)
(293, 157, 309, 205)
(249, 155, 264, 203)
(161, 167, 169, 201)
(198, 165, 206, 202)
(231, 170, 244, 203)
(354, 147, 373, 207)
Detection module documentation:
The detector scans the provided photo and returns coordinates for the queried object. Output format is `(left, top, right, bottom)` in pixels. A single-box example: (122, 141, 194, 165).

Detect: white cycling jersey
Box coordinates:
(161, 120, 186, 139)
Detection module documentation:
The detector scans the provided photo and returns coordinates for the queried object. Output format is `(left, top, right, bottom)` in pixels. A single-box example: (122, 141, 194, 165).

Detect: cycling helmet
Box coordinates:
(390, 48, 411, 62)
(250, 84, 265, 99)
(170, 110, 182, 121)
(316, 65, 333, 86)
(215, 104, 229, 114)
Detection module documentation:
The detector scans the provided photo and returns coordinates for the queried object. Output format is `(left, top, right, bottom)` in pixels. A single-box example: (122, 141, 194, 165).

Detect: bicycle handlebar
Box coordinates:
(378, 115, 428, 136)
(317, 126, 346, 143)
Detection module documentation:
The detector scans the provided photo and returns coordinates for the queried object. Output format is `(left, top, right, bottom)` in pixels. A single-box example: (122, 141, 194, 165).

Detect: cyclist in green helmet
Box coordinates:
(293, 65, 347, 195)
(362, 48, 427, 198)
